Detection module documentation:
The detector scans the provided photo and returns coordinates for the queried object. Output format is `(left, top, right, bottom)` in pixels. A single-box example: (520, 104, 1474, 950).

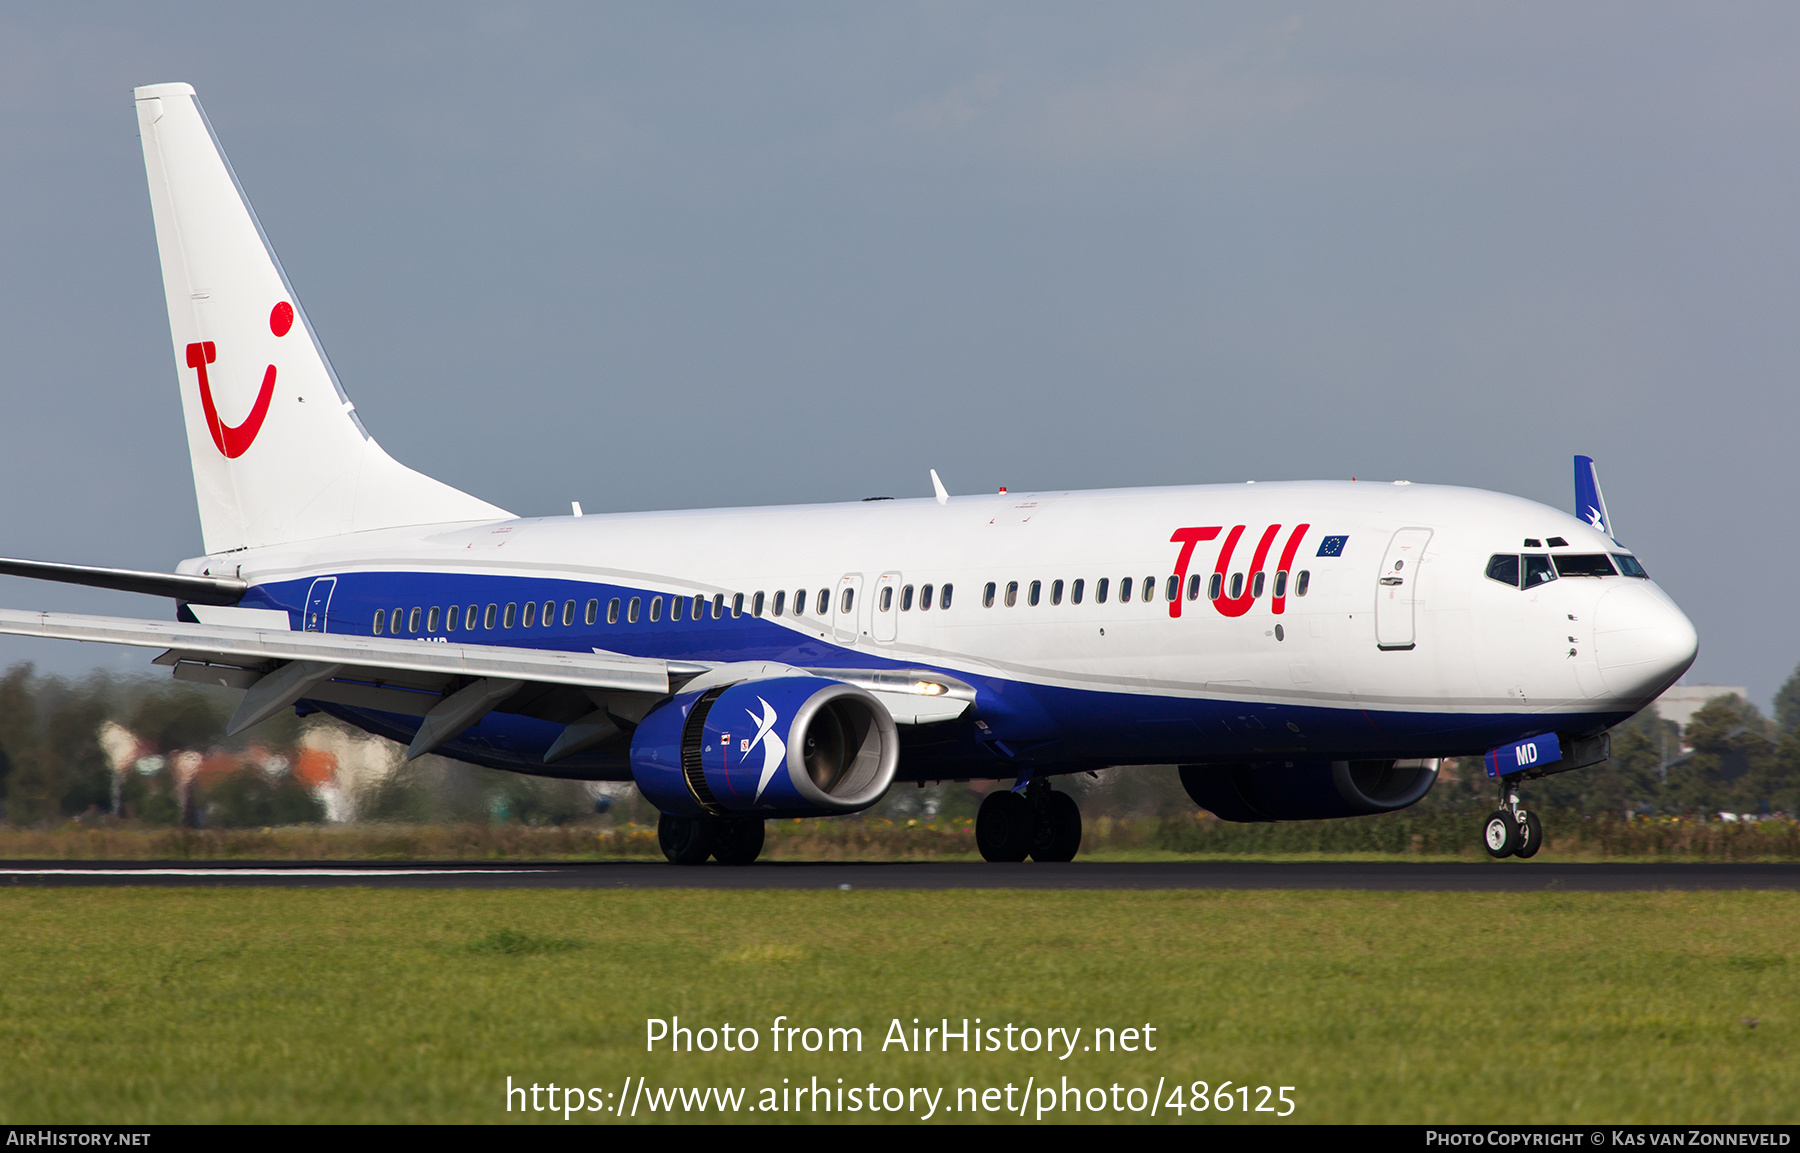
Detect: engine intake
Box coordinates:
(1178, 759, 1439, 822)
(631, 677, 899, 818)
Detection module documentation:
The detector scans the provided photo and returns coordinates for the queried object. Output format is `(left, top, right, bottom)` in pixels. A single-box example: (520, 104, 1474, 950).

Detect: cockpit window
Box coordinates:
(1553, 553, 1616, 578)
(1485, 554, 1521, 588)
(1523, 554, 1556, 588)
(1613, 554, 1649, 578)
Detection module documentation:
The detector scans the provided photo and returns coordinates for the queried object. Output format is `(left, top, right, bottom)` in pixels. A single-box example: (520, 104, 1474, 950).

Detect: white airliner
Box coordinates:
(0, 84, 1698, 864)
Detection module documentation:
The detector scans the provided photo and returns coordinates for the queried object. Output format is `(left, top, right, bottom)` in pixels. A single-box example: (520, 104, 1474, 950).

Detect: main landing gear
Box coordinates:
(658, 814, 767, 865)
(976, 778, 1083, 863)
(1482, 777, 1542, 860)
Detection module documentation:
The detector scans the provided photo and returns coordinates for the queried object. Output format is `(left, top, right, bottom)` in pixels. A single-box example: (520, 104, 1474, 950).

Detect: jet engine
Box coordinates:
(631, 677, 899, 818)
(1178, 759, 1438, 822)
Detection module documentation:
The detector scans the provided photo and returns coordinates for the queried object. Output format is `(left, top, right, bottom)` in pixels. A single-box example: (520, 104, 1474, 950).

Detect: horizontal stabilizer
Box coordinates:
(0, 556, 246, 605)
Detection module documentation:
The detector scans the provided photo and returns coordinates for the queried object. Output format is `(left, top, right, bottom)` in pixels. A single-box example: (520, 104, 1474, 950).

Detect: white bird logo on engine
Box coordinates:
(746, 697, 786, 802)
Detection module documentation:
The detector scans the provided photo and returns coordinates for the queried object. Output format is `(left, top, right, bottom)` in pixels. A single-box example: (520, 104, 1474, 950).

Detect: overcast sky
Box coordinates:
(1, 3, 1796, 708)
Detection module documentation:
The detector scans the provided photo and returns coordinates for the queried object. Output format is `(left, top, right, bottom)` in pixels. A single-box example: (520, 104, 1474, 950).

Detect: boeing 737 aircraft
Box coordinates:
(0, 84, 1699, 864)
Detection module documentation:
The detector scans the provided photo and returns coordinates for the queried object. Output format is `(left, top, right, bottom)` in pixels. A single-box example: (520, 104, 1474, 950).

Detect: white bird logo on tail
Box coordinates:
(746, 697, 786, 802)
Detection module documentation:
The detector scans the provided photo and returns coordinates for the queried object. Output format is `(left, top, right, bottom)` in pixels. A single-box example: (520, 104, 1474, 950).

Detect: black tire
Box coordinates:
(658, 813, 717, 865)
(712, 819, 766, 865)
(1482, 810, 1520, 858)
(976, 790, 1032, 862)
(1514, 811, 1543, 859)
(1030, 791, 1083, 863)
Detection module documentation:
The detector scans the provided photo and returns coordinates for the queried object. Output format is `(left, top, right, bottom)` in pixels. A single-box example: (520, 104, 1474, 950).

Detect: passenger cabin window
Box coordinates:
(444, 607, 457, 633)
(1005, 581, 1019, 607)
(1273, 571, 1288, 599)
(752, 591, 765, 617)
(542, 600, 555, 626)
(880, 587, 893, 612)
(901, 585, 913, 612)
(393, 606, 405, 631)
(1119, 577, 1133, 603)
(563, 600, 576, 626)
(467, 605, 479, 630)
(427, 607, 440, 633)
(1523, 554, 1556, 588)
(1051, 579, 1064, 606)
(671, 596, 686, 622)
(585, 600, 598, 626)
(921, 583, 934, 611)
(694, 594, 707, 620)
(1165, 575, 1178, 602)
(1614, 554, 1649, 578)
(1295, 571, 1310, 597)
(1142, 577, 1155, 603)
(485, 603, 498, 629)
(733, 593, 744, 618)
(627, 597, 641, 623)
(1553, 554, 1616, 578)
(522, 601, 537, 629)
(1208, 573, 1222, 600)
(715, 594, 727, 619)
(408, 607, 422, 633)
(1071, 578, 1085, 604)
(816, 589, 829, 616)
(940, 584, 953, 610)
(1187, 574, 1202, 601)
(649, 596, 662, 623)
(1095, 577, 1109, 603)
(793, 590, 806, 615)
(1028, 580, 1041, 607)
(607, 598, 620, 625)
(1251, 572, 1265, 599)
(1486, 554, 1522, 588)
(1229, 573, 1244, 599)
(838, 588, 852, 614)
(984, 582, 997, 608)
(772, 590, 786, 617)
(372, 609, 385, 636)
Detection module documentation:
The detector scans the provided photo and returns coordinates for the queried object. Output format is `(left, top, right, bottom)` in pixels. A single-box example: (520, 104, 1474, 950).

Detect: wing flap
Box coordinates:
(0, 609, 671, 695)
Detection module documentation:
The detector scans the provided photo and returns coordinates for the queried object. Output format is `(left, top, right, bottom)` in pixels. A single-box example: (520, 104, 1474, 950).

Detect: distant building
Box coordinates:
(1652, 685, 1748, 733)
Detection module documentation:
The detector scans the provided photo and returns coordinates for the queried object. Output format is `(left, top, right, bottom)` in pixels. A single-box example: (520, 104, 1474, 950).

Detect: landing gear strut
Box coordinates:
(657, 814, 766, 865)
(1482, 777, 1541, 859)
(977, 779, 1083, 863)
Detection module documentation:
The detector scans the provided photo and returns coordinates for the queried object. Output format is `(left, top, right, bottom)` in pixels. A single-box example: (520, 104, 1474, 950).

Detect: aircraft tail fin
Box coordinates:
(134, 83, 509, 555)
(1573, 455, 1614, 540)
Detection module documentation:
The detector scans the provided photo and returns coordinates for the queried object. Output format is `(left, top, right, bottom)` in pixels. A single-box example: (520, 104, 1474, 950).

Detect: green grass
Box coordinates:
(0, 889, 1794, 1124)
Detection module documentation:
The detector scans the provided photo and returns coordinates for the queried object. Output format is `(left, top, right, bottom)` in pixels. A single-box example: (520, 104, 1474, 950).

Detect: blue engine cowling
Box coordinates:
(630, 676, 900, 819)
(1178, 759, 1438, 822)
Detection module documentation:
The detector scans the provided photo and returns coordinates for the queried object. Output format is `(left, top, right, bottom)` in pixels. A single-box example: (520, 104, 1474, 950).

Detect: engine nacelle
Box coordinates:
(1178, 759, 1439, 822)
(630, 677, 899, 819)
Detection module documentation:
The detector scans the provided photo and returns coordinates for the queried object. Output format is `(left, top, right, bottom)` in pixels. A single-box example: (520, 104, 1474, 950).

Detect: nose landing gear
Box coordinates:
(1483, 779, 1542, 859)
(976, 778, 1083, 862)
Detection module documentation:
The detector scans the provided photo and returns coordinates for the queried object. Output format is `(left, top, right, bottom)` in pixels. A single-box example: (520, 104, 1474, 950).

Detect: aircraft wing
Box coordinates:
(0, 608, 970, 763)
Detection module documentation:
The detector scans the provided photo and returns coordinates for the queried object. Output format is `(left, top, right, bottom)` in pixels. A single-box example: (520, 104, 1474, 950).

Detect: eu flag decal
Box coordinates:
(1316, 535, 1348, 557)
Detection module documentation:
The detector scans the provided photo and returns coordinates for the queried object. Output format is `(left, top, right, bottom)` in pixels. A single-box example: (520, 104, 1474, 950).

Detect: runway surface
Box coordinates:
(1, 860, 1797, 891)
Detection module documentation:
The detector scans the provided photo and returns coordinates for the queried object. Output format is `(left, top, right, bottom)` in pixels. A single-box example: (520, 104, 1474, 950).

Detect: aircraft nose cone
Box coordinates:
(1593, 582, 1698, 705)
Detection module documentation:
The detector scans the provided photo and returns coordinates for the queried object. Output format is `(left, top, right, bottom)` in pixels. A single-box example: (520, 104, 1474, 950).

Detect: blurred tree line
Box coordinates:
(2, 659, 1797, 829)
(0, 663, 612, 829)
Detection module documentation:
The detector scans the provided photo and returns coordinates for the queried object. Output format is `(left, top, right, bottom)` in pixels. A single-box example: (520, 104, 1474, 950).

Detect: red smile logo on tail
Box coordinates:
(186, 301, 293, 458)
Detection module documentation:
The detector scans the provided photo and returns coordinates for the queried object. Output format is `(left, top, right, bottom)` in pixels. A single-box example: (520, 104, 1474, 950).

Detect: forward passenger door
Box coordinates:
(1375, 529, 1432, 650)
